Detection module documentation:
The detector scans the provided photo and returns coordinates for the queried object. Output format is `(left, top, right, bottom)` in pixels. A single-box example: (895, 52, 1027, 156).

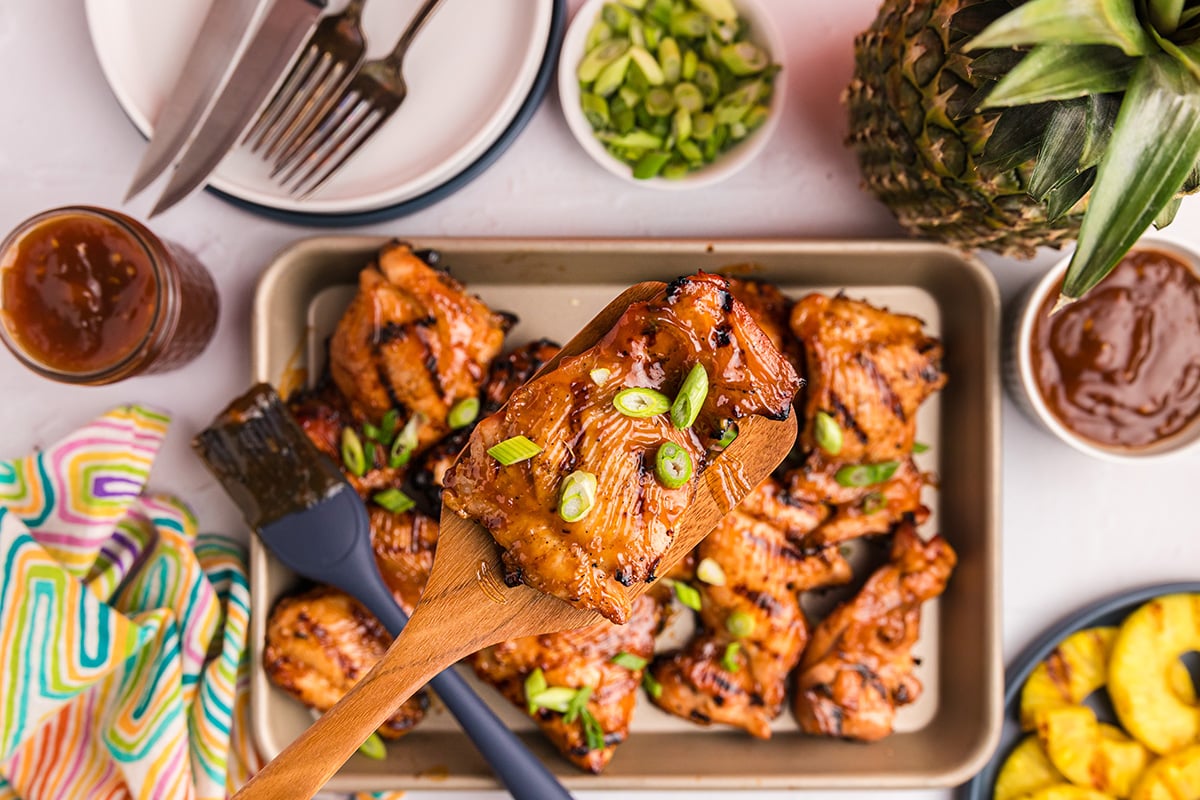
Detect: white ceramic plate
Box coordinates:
(86, 0, 553, 215)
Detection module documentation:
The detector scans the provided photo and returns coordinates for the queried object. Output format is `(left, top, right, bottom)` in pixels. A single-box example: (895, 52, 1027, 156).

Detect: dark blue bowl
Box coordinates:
(960, 581, 1200, 800)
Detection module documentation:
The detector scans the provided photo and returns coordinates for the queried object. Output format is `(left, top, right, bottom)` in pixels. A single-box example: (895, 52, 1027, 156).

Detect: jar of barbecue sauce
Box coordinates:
(0, 207, 218, 384)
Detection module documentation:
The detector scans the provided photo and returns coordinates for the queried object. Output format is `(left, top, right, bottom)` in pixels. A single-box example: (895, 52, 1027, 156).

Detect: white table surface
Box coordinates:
(3, 0, 1199, 798)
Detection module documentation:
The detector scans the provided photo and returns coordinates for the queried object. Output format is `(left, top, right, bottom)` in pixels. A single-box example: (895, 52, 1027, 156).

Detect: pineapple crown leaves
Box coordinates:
(963, 0, 1200, 301)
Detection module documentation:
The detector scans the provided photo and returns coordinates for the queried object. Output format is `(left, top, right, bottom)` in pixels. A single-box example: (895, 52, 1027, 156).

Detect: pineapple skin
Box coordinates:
(845, 0, 1082, 257)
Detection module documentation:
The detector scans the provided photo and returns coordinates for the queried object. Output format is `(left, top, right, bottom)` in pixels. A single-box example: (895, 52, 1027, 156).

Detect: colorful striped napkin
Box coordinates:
(0, 406, 263, 800)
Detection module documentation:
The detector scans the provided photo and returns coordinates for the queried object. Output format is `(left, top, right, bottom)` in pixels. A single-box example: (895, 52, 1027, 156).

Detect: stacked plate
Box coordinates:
(86, 0, 565, 224)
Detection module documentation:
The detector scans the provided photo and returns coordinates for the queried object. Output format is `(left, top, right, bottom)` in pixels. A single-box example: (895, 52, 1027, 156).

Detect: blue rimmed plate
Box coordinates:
(86, 0, 564, 224)
(960, 581, 1200, 800)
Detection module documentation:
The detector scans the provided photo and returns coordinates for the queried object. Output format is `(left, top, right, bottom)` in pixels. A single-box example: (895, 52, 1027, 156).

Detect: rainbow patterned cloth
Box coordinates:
(0, 406, 263, 800)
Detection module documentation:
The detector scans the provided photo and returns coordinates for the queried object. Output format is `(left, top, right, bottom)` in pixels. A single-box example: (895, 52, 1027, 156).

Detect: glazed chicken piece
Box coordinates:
(443, 273, 803, 624)
(329, 242, 512, 451)
(793, 523, 956, 741)
(650, 479, 851, 738)
(791, 293, 945, 463)
(725, 277, 804, 373)
(370, 508, 439, 613)
(473, 595, 661, 773)
(783, 455, 930, 550)
(410, 340, 561, 509)
(263, 586, 429, 738)
(287, 381, 404, 496)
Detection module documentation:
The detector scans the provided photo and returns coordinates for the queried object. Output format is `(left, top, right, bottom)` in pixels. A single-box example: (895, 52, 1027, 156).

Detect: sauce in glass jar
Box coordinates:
(1031, 247, 1200, 450)
(0, 207, 219, 384)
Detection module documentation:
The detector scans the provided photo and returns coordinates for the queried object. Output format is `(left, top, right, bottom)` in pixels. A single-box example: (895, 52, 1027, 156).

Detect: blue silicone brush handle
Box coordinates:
(260, 498, 574, 800)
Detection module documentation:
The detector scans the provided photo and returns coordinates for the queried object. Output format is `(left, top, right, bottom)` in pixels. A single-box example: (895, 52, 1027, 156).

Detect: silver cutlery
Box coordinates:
(273, 0, 447, 197)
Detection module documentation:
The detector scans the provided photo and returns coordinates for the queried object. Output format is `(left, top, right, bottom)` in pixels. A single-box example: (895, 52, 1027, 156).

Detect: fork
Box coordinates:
(273, 0, 447, 197)
(242, 0, 369, 161)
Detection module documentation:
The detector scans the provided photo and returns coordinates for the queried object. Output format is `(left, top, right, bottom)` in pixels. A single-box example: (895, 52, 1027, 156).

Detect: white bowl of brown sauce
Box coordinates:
(1010, 239, 1200, 461)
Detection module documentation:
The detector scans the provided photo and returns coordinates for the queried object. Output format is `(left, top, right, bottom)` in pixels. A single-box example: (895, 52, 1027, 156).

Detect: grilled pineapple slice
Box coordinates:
(1021, 628, 1117, 730)
(1037, 706, 1151, 797)
(1132, 745, 1200, 800)
(1025, 788, 1115, 800)
(995, 736, 1066, 800)
(1110, 594, 1200, 755)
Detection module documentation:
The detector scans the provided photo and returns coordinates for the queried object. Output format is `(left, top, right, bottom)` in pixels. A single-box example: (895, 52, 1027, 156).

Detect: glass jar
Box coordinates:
(0, 206, 219, 384)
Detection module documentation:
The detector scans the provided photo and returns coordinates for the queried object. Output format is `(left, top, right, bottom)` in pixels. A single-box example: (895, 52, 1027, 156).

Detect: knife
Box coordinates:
(126, 0, 266, 202)
(150, 0, 327, 217)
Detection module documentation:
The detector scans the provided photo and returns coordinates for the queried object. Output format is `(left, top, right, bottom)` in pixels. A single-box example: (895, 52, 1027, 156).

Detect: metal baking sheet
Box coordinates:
(250, 237, 1002, 791)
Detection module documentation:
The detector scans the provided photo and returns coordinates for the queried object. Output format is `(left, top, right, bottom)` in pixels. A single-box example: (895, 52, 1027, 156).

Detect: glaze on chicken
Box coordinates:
(263, 586, 429, 738)
(443, 273, 803, 624)
(473, 595, 661, 773)
(790, 293, 945, 463)
(792, 523, 956, 741)
(649, 479, 851, 738)
(329, 242, 512, 450)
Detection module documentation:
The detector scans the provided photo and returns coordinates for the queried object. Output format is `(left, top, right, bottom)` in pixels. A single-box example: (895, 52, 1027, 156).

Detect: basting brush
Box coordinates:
(193, 383, 572, 800)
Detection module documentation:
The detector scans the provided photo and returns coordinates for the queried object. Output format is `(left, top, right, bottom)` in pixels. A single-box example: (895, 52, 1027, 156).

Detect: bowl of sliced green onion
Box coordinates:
(558, 0, 785, 187)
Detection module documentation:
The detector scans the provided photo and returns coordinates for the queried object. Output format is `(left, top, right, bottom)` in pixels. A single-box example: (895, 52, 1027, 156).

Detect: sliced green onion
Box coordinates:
(373, 488, 415, 514)
(834, 461, 900, 488)
(725, 610, 756, 638)
(590, 367, 612, 386)
(564, 685, 593, 724)
(580, 708, 606, 751)
(358, 731, 387, 760)
(525, 668, 548, 714)
(613, 387, 671, 417)
(715, 422, 738, 449)
(389, 415, 421, 468)
(654, 441, 693, 489)
(529, 686, 579, 713)
(642, 671, 663, 699)
(379, 409, 400, 443)
(558, 470, 598, 523)
(721, 642, 741, 672)
(696, 557, 726, 586)
(341, 428, 367, 477)
(913, 441, 930, 454)
(862, 492, 886, 515)
(673, 580, 702, 611)
(362, 421, 384, 442)
(487, 435, 543, 465)
(611, 651, 648, 670)
(814, 411, 843, 456)
(448, 397, 480, 429)
(670, 363, 709, 429)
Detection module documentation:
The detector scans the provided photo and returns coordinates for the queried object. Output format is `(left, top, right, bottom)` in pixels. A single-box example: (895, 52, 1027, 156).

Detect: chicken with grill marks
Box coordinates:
(263, 586, 429, 738)
(649, 479, 851, 738)
(443, 273, 803, 624)
(790, 293, 945, 463)
(329, 242, 512, 451)
(724, 277, 804, 373)
(472, 594, 661, 773)
(793, 523, 956, 742)
(370, 508, 439, 613)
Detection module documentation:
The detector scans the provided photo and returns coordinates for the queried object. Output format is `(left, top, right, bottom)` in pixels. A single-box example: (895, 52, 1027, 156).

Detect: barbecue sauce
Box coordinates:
(1, 213, 158, 374)
(1032, 248, 1200, 449)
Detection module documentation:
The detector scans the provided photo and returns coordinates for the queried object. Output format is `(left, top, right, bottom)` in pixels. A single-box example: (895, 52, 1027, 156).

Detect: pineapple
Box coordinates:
(847, 0, 1200, 301)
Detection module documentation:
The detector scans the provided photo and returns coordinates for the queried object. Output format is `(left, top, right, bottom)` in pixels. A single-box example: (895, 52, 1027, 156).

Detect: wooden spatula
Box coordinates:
(232, 282, 799, 800)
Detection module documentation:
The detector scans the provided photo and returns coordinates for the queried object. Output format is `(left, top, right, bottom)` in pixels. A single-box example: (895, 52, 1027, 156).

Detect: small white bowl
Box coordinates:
(558, 0, 786, 189)
(1007, 238, 1200, 462)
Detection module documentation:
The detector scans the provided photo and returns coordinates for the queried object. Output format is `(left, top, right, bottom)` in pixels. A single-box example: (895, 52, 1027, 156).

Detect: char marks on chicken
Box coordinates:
(443, 273, 803, 625)
(263, 586, 429, 738)
(649, 479, 852, 738)
(473, 595, 661, 773)
(792, 523, 956, 741)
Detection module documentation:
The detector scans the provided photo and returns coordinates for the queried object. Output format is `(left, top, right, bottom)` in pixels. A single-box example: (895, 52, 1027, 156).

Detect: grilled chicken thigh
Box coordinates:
(329, 242, 511, 449)
(790, 293, 945, 463)
(443, 273, 803, 624)
(724, 277, 804, 372)
(793, 523, 956, 741)
(473, 594, 661, 773)
(650, 479, 851, 738)
(263, 586, 429, 738)
(370, 508, 439, 613)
